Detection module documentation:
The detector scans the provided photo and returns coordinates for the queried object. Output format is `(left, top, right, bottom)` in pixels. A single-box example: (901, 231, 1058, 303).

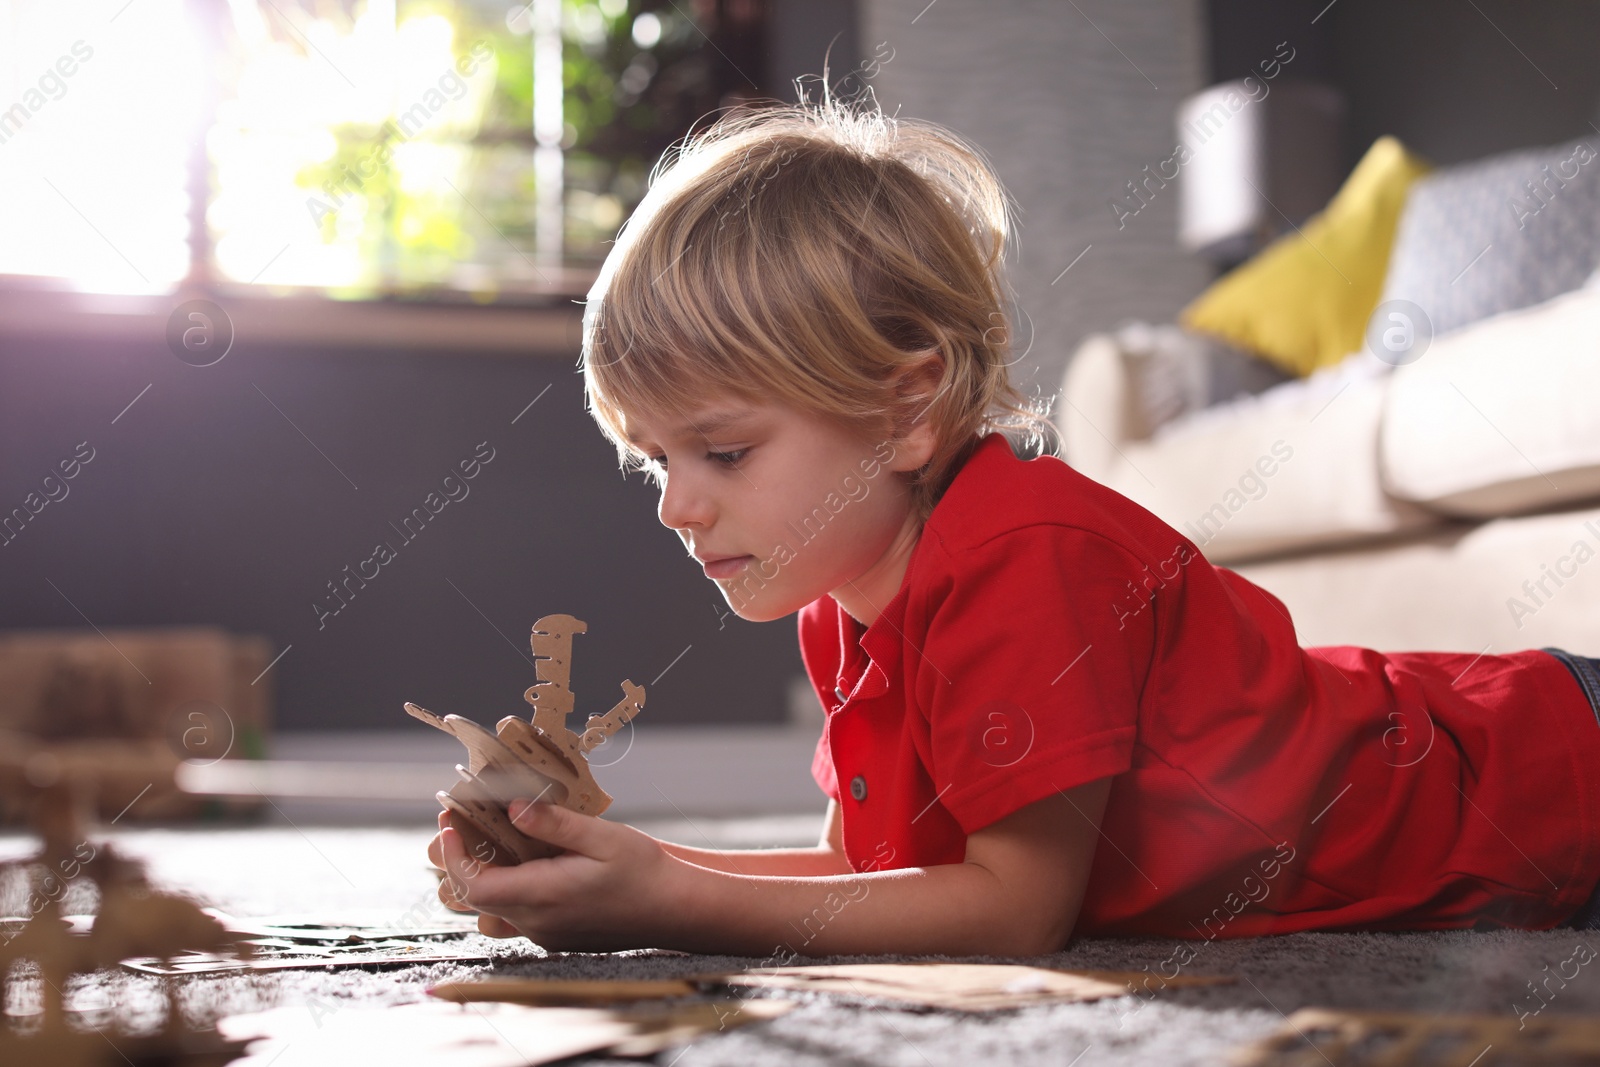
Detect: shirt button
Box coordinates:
(850, 774, 868, 802)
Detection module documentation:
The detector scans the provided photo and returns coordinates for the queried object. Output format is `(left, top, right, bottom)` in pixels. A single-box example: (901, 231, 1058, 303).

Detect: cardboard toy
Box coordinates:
(406, 614, 645, 868)
(0, 731, 253, 1065)
(1230, 1006, 1600, 1066)
(0, 626, 272, 822)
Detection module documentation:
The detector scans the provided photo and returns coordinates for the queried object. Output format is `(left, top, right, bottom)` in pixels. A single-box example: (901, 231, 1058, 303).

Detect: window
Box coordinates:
(0, 0, 767, 301)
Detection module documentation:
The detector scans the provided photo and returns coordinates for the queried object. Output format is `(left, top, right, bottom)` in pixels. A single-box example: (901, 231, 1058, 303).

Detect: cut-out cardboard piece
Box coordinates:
(471, 761, 570, 810)
(577, 680, 647, 755)
(406, 613, 646, 867)
(405, 704, 529, 778)
(492, 716, 581, 785)
(519, 615, 646, 815)
(437, 775, 561, 866)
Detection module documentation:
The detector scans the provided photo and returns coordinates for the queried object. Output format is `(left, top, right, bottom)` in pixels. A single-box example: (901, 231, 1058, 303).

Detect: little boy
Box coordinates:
(431, 99, 1600, 955)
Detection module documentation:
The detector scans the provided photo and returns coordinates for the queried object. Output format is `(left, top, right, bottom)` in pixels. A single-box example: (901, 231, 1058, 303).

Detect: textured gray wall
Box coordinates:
(860, 0, 1214, 409)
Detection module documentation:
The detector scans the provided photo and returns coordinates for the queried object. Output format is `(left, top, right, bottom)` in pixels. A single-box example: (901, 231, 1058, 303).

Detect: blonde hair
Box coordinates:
(580, 94, 1056, 521)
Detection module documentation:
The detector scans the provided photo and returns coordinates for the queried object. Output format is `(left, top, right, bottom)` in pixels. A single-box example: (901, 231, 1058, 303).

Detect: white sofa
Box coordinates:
(1056, 278, 1600, 655)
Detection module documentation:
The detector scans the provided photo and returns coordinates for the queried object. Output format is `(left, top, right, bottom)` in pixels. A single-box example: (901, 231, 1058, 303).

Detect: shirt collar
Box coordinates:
(833, 558, 913, 699)
(832, 432, 1015, 692)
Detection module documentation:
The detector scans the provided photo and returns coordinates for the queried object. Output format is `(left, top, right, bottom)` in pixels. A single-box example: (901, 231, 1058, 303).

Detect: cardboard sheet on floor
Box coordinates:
(219, 997, 794, 1067)
(123, 939, 493, 975)
(119, 911, 490, 975)
(429, 977, 703, 1006)
(212, 910, 482, 942)
(1231, 1006, 1600, 1066)
(431, 963, 1232, 1014)
(711, 962, 1233, 1012)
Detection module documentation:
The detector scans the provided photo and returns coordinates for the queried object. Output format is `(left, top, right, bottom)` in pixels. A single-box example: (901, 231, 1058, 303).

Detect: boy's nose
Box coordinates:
(657, 472, 713, 531)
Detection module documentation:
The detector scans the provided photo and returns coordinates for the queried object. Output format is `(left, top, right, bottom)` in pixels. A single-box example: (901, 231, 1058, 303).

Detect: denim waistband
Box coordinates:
(1545, 648, 1600, 929)
(1541, 647, 1600, 730)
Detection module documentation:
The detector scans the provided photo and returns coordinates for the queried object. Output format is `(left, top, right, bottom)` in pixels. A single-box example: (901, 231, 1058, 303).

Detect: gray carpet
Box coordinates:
(4, 820, 1597, 1065)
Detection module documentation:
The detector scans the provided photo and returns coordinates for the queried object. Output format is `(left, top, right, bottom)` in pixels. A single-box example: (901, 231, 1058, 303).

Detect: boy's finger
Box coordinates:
(479, 914, 521, 938)
(439, 824, 524, 910)
(438, 826, 489, 908)
(508, 798, 594, 855)
(435, 825, 470, 908)
(437, 855, 473, 911)
(438, 875, 473, 912)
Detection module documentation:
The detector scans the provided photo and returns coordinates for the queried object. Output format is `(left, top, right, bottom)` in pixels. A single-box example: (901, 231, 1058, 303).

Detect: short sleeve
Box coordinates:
(913, 525, 1156, 836)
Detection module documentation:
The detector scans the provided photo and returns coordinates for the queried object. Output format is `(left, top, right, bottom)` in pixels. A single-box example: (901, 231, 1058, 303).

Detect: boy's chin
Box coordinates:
(717, 593, 804, 624)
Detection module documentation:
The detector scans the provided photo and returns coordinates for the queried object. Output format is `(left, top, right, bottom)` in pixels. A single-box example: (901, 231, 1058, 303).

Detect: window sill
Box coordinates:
(0, 281, 593, 356)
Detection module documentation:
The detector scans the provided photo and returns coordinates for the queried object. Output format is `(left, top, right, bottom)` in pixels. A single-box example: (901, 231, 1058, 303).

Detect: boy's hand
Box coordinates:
(428, 800, 684, 951)
(427, 811, 517, 938)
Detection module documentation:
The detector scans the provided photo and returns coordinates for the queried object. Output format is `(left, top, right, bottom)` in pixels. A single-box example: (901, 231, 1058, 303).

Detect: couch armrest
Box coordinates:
(1057, 332, 1143, 480)
(1057, 325, 1295, 480)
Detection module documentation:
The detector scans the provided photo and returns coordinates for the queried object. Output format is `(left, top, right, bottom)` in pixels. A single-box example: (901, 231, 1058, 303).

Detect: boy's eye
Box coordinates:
(648, 449, 749, 470)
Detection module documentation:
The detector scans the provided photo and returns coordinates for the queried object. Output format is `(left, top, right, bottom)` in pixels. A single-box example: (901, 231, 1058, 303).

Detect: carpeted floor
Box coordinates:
(4, 819, 1598, 1066)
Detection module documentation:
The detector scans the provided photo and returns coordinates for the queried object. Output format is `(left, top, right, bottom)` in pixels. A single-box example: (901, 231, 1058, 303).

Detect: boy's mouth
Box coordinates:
(700, 555, 752, 579)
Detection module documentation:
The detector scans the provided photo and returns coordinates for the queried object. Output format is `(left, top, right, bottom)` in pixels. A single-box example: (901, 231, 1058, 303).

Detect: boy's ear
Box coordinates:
(885, 350, 945, 473)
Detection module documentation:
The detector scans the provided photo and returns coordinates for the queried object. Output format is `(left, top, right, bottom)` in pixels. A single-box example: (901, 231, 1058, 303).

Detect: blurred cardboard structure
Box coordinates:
(0, 626, 271, 822)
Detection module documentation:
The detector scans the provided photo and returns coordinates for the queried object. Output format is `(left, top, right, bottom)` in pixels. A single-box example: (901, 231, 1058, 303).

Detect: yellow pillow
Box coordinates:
(1179, 136, 1433, 376)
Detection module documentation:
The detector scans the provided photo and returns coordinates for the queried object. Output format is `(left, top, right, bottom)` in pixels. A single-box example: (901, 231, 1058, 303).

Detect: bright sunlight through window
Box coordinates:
(0, 0, 750, 299)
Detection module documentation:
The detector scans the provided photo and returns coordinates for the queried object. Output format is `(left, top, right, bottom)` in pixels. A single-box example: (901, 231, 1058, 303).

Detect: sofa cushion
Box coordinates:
(1380, 281, 1600, 518)
(1232, 502, 1600, 652)
(1059, 341, 1442, 565)
(1178, 136, 1432, 377)
(1375, 138, 1600, 340)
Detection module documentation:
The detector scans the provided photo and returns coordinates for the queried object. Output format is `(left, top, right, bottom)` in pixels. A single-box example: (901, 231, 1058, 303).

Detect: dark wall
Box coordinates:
(1207, 0, 1600, 169)
(767, 0, 860, 103)
(0, 326, 806, 733)
(1327, 0, 1600, 167)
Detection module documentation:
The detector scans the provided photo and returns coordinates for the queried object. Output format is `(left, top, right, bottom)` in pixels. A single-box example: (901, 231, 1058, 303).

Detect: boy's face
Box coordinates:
(621, 397, 921, 623)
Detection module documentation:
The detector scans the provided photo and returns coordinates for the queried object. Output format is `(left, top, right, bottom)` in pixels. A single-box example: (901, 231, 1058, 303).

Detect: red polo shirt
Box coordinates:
(800, 432, 1600, 937)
